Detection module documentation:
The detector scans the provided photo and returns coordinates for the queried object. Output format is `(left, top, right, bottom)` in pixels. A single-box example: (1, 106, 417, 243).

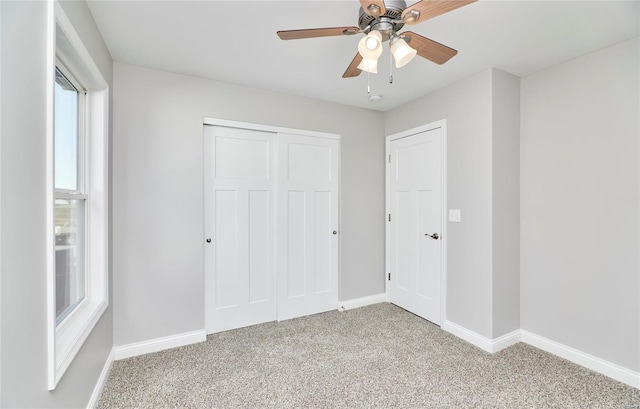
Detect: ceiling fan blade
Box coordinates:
(402, 0, 476, 25)
(402, 31, 458, 65)
(277, 27, 360, 40)
(359, 0, 387, 17)
(343, 53, 363, 78)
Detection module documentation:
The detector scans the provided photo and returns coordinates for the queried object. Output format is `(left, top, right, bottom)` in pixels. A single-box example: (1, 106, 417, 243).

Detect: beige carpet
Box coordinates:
(99, 303, 640, 408)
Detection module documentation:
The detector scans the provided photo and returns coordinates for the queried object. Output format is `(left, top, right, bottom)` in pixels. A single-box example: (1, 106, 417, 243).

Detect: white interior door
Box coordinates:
(388, 127, 442, 325)
(204, 125, 277, 333)
(277, 133, 339, 321)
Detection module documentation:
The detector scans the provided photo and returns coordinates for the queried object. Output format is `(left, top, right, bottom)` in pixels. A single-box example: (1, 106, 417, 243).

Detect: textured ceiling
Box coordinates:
(87, 0, 639, 111)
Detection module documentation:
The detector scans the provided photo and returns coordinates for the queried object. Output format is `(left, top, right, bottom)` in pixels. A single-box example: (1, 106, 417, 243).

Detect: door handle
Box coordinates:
(425, 233, 439, 240)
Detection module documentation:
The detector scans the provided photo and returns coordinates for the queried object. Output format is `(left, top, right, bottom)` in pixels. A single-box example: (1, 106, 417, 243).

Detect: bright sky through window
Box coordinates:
(54, 78, 79, 191)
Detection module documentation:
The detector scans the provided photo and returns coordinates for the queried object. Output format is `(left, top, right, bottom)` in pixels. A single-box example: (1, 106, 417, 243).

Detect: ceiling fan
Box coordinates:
(277, 0, 476, 78)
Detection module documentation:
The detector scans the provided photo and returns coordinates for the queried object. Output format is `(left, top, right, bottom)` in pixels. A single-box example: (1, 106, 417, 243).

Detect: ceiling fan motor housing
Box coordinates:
(358, 0, 407, 41)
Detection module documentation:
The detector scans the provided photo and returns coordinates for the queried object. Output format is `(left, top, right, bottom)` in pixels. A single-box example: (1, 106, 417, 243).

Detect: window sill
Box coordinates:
(51, 297, 107, 390)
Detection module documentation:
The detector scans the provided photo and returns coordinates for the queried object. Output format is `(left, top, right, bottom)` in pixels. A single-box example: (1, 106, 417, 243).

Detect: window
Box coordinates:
(54, 65, 87, 325)
(47, 1, 109, 390)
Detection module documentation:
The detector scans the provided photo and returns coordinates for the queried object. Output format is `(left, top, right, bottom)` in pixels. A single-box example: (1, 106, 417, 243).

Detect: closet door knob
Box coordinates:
(425, 233, 439, 240)
(206, 238, 212, 243)
(332, 231, 337, 235)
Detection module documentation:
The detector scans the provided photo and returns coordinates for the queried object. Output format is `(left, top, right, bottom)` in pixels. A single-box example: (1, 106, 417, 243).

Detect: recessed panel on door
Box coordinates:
(215, 190, 239, 309)
(396, 141, 431, 183)
(288, 143, 332, 182)
(314, 191, 332, 294)
(287, 190, 307, 298)
(248, 190, 270, 303)
(216, 136, 270, 180)
(395, 190, 412, 292)
(417, 190, 436, 301)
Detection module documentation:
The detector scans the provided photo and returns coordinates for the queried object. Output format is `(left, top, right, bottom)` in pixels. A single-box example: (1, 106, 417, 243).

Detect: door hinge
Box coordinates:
(388, 155, 391, 163)
(388, 213, 391, 222)
(388, 272, 391, 281)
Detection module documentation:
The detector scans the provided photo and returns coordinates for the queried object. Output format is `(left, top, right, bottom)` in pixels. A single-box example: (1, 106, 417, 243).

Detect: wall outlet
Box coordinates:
(449, 209, 461, 222)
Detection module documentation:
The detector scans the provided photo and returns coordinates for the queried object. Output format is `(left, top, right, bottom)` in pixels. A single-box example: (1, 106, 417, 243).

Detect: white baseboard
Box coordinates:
(338, 293, 388, 311)
(491, 329, 522, 353)
(442, 320, 639, 389)
(113, 329, 207, 360)
(520, 330, 640, 389)
(442, 320, 519, 353)
(442, 320, 493, 352)
(86, 348, 114, 409)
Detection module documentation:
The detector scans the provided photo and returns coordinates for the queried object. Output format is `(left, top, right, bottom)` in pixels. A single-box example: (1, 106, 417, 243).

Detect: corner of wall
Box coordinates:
(490, 68, 521, 338)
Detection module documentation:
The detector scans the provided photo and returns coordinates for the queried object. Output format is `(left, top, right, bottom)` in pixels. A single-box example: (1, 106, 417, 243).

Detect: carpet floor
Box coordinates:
(98, 303, 640, 408)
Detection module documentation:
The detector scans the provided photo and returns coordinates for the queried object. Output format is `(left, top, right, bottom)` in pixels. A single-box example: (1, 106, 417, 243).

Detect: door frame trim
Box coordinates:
(384, 119, 448, 325)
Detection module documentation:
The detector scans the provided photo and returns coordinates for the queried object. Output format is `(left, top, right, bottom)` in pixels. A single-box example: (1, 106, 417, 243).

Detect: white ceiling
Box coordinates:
(87, 0, 639, 111)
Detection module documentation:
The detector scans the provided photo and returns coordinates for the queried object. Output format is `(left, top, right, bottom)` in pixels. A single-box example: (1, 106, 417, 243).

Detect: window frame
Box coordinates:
(54, 62, 86, 195)
(53, 61, 89, 326)
(47, 1, 109, 390)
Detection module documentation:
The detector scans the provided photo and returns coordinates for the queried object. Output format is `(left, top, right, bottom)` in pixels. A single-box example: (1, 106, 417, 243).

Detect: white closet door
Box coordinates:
(277, 133, 339, 321)
(204, 125, 277, 333)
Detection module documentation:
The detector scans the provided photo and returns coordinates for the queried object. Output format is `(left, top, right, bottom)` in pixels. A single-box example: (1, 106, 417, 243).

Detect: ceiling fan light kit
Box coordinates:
(357, 58, 379, 74)
(358, 31, 383, 59)
(390, 36, 417, 68)
(276, 0, 476, 80)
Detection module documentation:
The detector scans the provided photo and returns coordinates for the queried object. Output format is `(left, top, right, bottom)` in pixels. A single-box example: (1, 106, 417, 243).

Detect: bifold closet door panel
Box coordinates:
(204, 125, 277, 333)
(276, 133, 339, 321)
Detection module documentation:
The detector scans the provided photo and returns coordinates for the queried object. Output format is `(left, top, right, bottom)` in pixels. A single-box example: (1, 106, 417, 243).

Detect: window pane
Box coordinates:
(55, 199, 86, 324)
(54, 68, 79, 191)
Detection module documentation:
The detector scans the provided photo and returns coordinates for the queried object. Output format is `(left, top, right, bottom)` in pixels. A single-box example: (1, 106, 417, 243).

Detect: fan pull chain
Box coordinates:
(389, 49, 393, 84)
(367, 69, 371, 94)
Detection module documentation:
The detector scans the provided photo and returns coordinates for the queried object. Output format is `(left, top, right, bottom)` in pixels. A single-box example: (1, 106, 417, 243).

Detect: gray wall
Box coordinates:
(0, 1, 113, 407)
(491, 69, 521, 338)
(385, 69, 494, 338)
(521, 37, 639, 372)
(112, 63, 385, 346)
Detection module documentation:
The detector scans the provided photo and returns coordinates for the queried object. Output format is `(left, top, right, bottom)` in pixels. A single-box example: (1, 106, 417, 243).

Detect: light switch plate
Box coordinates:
(449, 209, 461, 223)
